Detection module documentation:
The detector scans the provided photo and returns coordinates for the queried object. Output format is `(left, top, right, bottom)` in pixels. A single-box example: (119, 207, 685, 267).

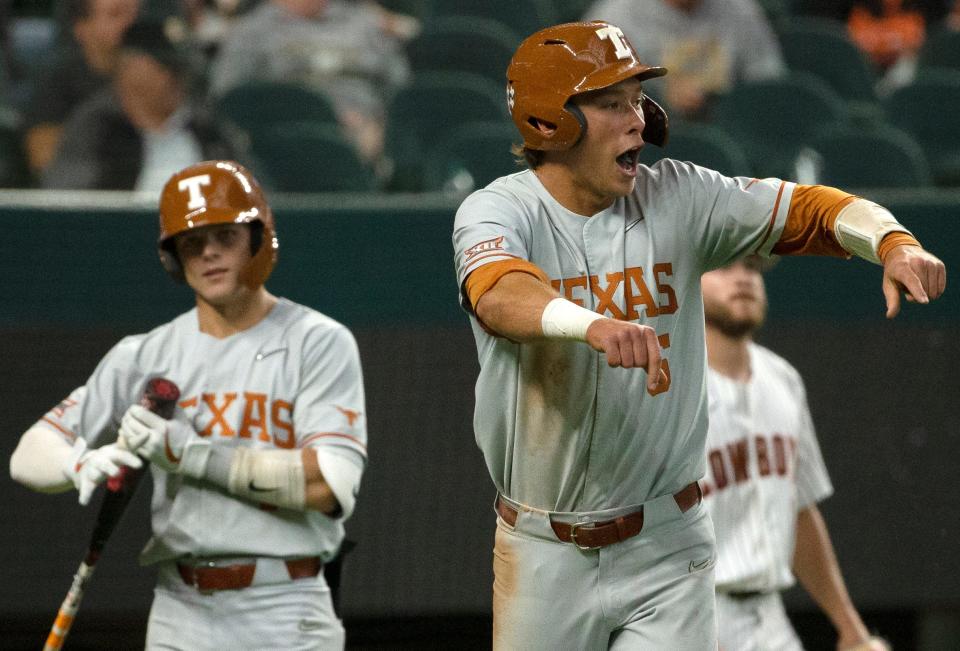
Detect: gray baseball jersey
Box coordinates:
(453, 162, 795, 512)
(35, 298, 367, 564)
(702, 342, 833, 593)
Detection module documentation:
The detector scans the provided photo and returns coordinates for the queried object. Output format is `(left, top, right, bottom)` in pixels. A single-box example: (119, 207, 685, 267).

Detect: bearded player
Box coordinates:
(701, 257, 890, 651)
(452, 21, 945, 649)
(10, 160, 367, 650)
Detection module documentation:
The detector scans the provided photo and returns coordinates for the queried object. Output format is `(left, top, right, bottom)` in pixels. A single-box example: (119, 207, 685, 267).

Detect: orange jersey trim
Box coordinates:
(754, 181, 787, 254)
(773, 185, 855, 257)
(878, 232, 921, 262)
(299, 431, 368, 452)
(464, 259, 551, 311)
(463, 251, 522, 274)
(41, 417, 77, 442)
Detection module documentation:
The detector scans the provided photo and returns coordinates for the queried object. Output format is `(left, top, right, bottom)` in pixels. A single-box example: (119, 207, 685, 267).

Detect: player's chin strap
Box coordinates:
(834, 199, 913, 265)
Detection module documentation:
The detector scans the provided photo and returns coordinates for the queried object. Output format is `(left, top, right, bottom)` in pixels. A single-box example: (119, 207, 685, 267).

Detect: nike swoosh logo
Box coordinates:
(248, 481, 274, 493)
(164, 432, 181, 464)
(689, 558, 712, 572)
(298, 620, 323, 632)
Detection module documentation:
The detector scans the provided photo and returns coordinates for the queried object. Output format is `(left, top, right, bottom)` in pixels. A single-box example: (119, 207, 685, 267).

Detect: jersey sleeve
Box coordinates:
(33, 337, 144, 447)
(793, 377, 834, 509)
(452, 187, 534, 311)
(293, 324, 368, 466)
(652, 161, 795, 272)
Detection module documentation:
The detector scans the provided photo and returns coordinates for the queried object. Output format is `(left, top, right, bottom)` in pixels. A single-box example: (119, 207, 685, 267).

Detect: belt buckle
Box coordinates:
(568, 521, 600, 551)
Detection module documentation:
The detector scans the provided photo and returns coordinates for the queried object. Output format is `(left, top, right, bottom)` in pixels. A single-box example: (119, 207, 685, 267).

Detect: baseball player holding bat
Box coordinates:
(11, 160, 368, 649)
(452, 21, 945, 650)
(701, 257, 890, 651)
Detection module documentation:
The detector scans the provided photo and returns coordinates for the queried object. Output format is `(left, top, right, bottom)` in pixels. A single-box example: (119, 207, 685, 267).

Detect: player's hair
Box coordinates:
(511, 143, 546, 170)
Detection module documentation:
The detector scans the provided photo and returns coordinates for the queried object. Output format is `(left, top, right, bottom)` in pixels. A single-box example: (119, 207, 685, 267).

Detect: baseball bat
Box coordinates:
(43, 377, 180, 651)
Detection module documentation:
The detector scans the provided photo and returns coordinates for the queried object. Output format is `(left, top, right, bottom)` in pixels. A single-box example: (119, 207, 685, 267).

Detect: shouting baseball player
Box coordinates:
(701, 257, 889, 651)
(452, 21, 945, 650)
(10, 160, 367, 649)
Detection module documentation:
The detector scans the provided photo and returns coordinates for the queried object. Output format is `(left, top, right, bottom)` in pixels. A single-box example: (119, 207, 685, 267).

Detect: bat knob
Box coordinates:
(106, 466, 132, 493)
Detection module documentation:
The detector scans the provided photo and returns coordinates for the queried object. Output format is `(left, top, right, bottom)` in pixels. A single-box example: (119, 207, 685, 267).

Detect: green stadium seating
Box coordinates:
(249, 123, 377, 193)
(809, 123, 932, 189)
(429, 0, 558, 39)
(639, 122, 753, 178)
(885, 69, 960, 186)
(405, 16, 519, 84)
(215, 81, 339, 133)
(713, 73, 849, 179)
(425, 120, 520, 192)
(918, 27, 960, 74)
(385, 72, 507, 191)
(778, 18, 883, 123)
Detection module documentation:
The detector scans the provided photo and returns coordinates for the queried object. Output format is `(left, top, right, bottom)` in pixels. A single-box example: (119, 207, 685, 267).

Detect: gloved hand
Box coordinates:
(118, 404, 211, 477)
(63, 437, 142, 505)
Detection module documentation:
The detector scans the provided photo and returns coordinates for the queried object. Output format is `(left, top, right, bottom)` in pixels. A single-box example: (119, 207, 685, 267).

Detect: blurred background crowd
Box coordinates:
(1, 0, 960, 195)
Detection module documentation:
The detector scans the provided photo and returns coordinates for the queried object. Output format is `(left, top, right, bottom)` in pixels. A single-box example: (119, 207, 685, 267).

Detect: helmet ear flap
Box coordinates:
(563, 101, 588, 147)
(159, 240, 185, 283)
(641, 94, 669, 147)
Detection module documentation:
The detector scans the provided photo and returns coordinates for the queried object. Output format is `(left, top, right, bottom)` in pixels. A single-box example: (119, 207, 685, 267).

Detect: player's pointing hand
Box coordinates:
(881, 245, 946, 318)
(586, 319, 665, 390)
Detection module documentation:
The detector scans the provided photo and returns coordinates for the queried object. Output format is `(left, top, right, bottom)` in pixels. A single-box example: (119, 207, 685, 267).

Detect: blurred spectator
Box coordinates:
(41, 20, 233, 191)
(848, 0, 926, 70)
(583, 0, 785, 121)
(208, 0, 411, 166)
(22, 0, 140, 177)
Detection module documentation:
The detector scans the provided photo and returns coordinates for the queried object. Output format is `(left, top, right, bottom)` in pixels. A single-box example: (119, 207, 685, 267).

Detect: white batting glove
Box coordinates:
(118, 404, 211, 478)
(62, 438, 142, 506)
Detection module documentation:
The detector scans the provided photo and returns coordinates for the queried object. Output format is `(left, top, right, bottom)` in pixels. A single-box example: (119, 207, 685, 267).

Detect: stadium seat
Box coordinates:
(809, 123, 932, 189)
(385, 72, 508, 191)
(639, 122, 753, 178)
(215, 81, 339, 133)
(918, 27, 960, 74)
(405, 16, 519, 84)
(0, 106, 28, 188)
(884, 69, 960, 185)
(249, 123, 377, 193)
(425, 121, 520, 192)
(713, 73, 849, 179)
(778, 18, 882, 123)
(429, 0, 558, 40)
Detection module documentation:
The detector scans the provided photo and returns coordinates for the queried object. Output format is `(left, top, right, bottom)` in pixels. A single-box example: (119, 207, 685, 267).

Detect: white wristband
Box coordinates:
(541, 297, 603, 341)
(834, 199, 912, 265)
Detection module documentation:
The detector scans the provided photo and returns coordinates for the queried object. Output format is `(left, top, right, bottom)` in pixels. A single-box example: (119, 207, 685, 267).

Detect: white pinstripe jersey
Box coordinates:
(35, 298, 367, 564)
(702, 342, 832, 592)
(453, 161, 796, 512)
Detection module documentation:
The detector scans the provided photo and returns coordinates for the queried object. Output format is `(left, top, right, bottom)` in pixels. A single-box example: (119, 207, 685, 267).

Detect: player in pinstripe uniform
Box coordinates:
(453, 21, 944, 650)
(701, 257, 889, 651)
(10, 160, 366, 650)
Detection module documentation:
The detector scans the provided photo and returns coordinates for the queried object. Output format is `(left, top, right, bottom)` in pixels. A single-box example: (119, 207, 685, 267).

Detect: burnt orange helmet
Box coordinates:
(158, 160, 278, 288)
(507, 21, 669, 151)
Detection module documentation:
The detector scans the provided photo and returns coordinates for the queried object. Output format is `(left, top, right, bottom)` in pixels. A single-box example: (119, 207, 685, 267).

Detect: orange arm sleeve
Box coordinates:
(773, 185, 856, 257)
(463, 259, 551, 311)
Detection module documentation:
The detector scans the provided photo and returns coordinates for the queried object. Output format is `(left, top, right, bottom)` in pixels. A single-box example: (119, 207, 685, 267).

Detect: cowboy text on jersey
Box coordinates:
(701, 433, 798, 497)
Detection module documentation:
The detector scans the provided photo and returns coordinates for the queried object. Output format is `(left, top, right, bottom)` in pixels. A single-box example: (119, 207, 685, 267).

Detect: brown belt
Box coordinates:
(496, 481, 702, 550)
(176, 557, 323, 592)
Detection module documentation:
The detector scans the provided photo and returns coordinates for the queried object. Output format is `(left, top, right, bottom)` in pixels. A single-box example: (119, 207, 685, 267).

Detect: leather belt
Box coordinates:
(177, 557, 323, 592)
(496, 481, 702, 550)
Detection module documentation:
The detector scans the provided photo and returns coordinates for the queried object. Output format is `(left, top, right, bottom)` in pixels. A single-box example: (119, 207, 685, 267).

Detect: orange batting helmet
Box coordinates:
(158, 160, 278, 288)
(507, 21, 669, 151)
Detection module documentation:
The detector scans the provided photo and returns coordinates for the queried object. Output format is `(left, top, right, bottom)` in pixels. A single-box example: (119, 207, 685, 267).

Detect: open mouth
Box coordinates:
(616, 146, 642, 174)
(204, 268, 228, 278)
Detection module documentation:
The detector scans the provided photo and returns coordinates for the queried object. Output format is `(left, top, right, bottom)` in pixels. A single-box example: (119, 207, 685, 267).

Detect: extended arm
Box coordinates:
(471, 266, 665, 389)
(792, 505, 886, 651)
(774, 186, 946, 318)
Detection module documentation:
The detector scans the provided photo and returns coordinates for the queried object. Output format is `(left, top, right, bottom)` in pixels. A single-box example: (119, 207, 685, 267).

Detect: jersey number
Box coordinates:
(648, 333, 672, 397)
